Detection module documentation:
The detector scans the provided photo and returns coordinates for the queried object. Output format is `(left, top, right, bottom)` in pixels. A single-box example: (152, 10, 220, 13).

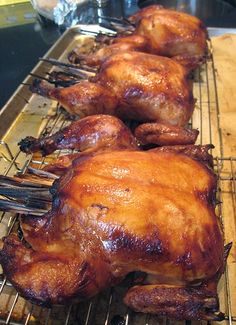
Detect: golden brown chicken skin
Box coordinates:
(68, 6, 207, 71)
(18, 115, 138, 156)
(134, 122, 199, 146)
(30, 79, 118, 118)
(0, 149, 227, 320)
(18, 114, 199, 180)
(129, 5, 208, 70)
(31, 52, 194, 128)
(93, 51, 194, 125)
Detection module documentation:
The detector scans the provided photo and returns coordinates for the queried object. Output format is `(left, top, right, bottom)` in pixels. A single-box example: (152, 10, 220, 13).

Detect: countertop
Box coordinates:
(1, 1, 236, 109)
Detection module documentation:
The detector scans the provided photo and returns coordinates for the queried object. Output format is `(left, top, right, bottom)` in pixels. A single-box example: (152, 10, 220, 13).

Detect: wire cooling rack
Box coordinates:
(0, 34, 235, 324)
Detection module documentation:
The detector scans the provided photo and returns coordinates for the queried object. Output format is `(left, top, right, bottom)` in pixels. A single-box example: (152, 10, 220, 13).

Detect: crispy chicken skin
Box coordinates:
(31, 52, 194, 127)
(93, 52, 194, 125)
(40, 144, 215, 177)
(30, 79, 118, 118)
(16, 112, 209, 176)
(18, 115, 138, 156)
(129, 5, 208, 70)
(0, 149, 226, 320)
(69, 6, 207, 71)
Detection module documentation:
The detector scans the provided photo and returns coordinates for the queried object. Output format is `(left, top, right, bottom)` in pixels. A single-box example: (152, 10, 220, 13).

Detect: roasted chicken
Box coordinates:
(0, 114, 229, 320)
(69, 5, 208, 71)
(31, 51, 198, 146)
(0, 140, 229, 320)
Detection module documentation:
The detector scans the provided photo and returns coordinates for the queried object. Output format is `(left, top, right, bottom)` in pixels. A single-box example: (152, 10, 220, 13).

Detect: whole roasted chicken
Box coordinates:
(0, 115, 230, 321)
(31, 51, 198, 146)
(69, 5, 208, 71)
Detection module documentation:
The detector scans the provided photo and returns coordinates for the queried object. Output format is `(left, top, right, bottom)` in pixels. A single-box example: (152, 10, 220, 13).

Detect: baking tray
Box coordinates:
(0, 25, 236, 325)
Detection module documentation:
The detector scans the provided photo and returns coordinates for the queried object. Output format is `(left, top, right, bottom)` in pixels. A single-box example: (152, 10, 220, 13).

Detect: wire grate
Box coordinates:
(0, 35, 235, 325)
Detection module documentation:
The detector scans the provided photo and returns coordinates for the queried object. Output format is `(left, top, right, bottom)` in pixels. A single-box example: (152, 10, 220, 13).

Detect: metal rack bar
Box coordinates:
(23, 305, 33, 325)
(44, 309, 52, 325)
(125, 312, 130, 325)
(64, 305, 72, 325)
(5, 293, 19, 325)
(205, 59, 213, 147)
(0, 277, 7, 295)
(211, 49, 224, 158)
(230, 159, 236, 205)
(0, 141, 19, 171)
(84, 301, 93, 325)
(216, 158, 233, 325)
(198, 67, 203, 145)
(104, 289, 114, 325)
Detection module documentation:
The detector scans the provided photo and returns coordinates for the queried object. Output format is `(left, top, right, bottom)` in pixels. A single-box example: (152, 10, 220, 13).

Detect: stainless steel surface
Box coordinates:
(0, 26, 236, 324)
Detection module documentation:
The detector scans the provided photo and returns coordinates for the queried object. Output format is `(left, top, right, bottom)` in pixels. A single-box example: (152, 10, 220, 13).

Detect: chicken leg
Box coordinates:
(19, 115, 138, 156)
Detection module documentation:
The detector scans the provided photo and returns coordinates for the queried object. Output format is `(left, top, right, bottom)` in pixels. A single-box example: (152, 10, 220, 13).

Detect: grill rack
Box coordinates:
(0, 29, 235, 324)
